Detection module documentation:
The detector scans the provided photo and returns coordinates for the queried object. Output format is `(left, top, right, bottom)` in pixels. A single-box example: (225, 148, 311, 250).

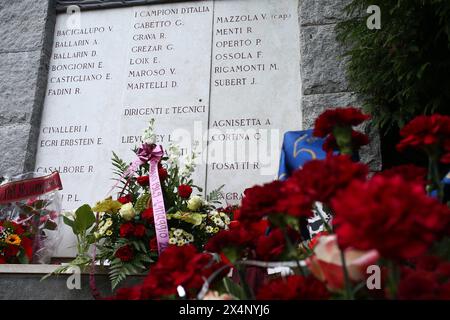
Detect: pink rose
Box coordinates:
(306, 235, 379, 291)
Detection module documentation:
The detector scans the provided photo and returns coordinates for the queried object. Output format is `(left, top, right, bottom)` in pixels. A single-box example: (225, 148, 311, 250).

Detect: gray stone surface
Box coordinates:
(0, 0, 55, 177)
(299, 0, 352, 26)
(300, 24, 350, 95)
(0, 51, 41, 126)
(302, 92, 359, 129)
(0, 1, 53, 53)
(298, 0, 381, 170)
(0, 273, 145, 300)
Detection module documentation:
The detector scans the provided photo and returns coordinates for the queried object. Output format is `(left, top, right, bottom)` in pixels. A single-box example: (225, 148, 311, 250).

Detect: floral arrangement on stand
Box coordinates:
(51, 120, 232, 289)
(112, 109, 450, 300)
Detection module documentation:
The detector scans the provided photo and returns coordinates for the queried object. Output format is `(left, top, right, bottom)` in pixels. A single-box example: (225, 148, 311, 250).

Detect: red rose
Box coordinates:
(21, 237, 33, 260)
(119, 223, 135, 238)
(397, 114, 450, 164)
(136, 176, 149, 186)
(133, 224, 146, 238)
(5, 244, 19, 258)
(141, 208, 154, 223)
(118, 194, 132, 204)
(256, 275, 330, 300)
(313, 107, 370, 138)
(12, 223, 25, 236)
(332, 176, 450, 260)
(158, 167, 168, 181)
(149, 237, 158, 252)
(177, 184, 193, 199)
(115, 245, 134, 262)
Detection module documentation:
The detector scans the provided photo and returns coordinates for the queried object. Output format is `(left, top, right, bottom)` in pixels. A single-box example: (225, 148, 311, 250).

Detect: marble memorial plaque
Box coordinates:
(35, 0, 301, 256)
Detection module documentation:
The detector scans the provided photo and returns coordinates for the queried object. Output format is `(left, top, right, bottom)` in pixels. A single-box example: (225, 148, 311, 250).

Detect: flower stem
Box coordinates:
(339, 248, 354, 300)
(237, 266, 255, 300)
(386, 260, 400, 299)
(428, 155, 444, 202)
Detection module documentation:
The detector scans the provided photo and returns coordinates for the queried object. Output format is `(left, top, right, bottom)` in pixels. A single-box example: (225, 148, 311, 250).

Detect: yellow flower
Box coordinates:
(5, 234, 21, 246)
(105, 230, 113, 236)
(92, 197, 122, 213)
(169, 238, 177, 245)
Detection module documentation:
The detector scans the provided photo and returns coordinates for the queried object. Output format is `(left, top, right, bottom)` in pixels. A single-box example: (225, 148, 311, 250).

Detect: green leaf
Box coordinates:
(73, 204, 96, 234)
(222, 277, 246, 300)
(62, 215, 74, 228)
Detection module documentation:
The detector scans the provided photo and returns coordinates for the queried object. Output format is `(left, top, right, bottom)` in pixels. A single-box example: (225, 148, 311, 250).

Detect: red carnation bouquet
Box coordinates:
(49, 109, 450, 300)
(115, 109, 448, 301)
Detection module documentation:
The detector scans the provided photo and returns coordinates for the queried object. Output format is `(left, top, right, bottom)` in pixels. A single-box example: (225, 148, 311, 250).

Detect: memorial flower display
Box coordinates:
(0, 174, 63, 264)
(111, 108, 450, 301)
(52, 120, 231, 288)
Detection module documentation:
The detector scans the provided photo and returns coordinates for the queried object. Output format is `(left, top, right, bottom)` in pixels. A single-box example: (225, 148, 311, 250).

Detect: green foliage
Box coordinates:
(71, 205, 96, 235)
(100, 238, 153, 289)
(111, 152, 131, 192)
(134, 193, 150, 213)
(206, 185, 225, 204)
(336, 0, 450, 130)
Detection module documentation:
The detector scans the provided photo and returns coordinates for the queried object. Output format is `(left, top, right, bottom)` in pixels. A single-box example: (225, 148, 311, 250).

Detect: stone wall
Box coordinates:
(0, 0, 56, 177)
(0, 0, 381, 177)
(299, 0, 381, 170)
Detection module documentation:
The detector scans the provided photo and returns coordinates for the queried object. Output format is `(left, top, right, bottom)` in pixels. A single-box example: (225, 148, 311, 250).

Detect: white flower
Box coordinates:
(142, 119, 157, 144)
(104, 218, 113, 228)
(206, 226, 214, 233)
(186, 234, 194, 242)
(174, 229, 183, 237)
(210, 210, 219, 217)
(119, 203, 136, 221)
(187, 195, 204, 211)
(169, 238, 177, 245)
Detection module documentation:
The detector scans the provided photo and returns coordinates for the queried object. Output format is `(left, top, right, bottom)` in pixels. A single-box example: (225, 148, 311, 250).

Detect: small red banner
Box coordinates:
(0, 172, 63, 204)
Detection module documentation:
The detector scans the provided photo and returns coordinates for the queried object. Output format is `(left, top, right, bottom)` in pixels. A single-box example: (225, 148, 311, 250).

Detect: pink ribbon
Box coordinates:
(138, 144, 169, 255)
